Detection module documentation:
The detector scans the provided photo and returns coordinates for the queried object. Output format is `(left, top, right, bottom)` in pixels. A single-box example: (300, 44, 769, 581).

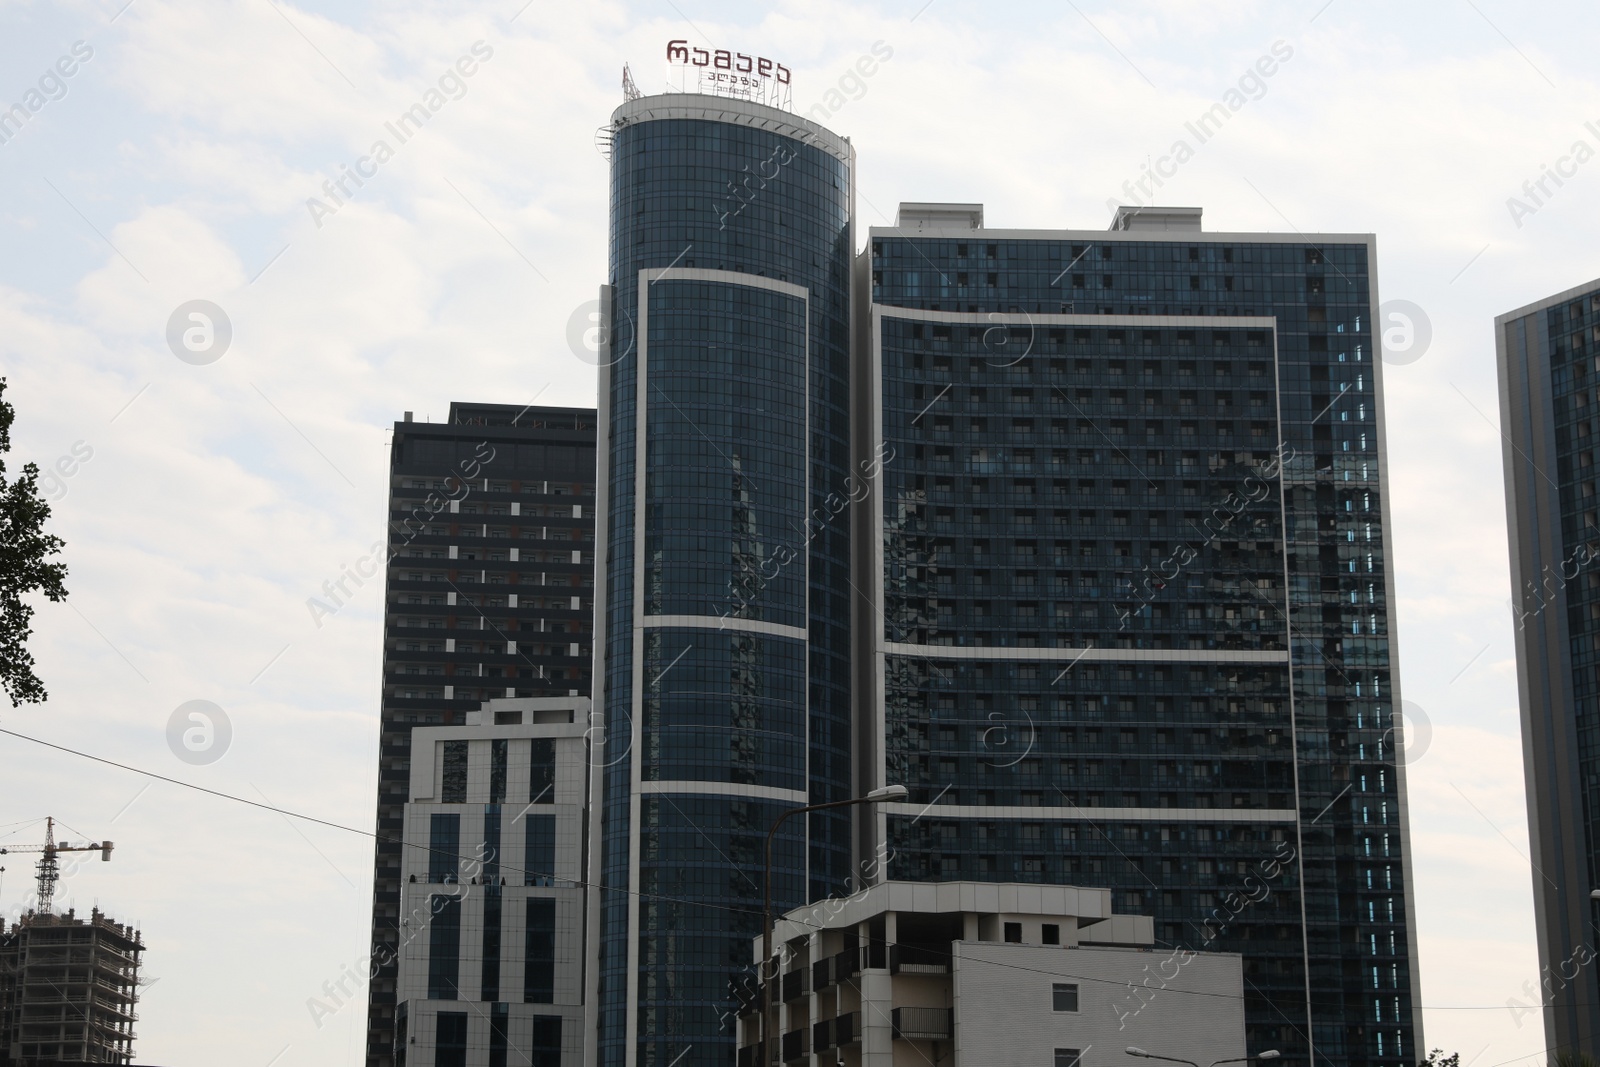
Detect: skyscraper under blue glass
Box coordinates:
(591, 85, 1420, 1067)
(860, 203, 1420, 1067)
(1498, 278, 1600, 1055)
(592, 95, 855, 1067)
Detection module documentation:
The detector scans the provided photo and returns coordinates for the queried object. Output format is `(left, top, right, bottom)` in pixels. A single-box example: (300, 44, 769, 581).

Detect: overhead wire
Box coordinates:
(0, 725, 1555, 1013)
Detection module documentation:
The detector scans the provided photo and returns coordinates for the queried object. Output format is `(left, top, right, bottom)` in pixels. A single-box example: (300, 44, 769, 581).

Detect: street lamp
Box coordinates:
(1126, 1047, 1198, 1067)
(1127, 1048, 1280, 1067)
(762, 784, 909, 1066)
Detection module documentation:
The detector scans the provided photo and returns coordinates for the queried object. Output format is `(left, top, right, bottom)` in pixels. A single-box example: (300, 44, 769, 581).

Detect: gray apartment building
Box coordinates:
(1498, 278, 1600, 1054)
(368, 404, 598, 1066)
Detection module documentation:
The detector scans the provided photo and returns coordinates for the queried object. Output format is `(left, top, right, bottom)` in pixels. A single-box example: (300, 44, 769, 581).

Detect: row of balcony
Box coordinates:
(387, 524, 592, 545)
(386, 644, 590, 667)
(752, 944, 952, 1008)
(388, 596, 590, 618)
(738, 1007, 955, 1066)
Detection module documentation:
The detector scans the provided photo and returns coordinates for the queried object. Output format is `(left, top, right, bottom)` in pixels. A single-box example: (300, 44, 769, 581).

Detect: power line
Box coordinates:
(0, 726, 1556, 1012)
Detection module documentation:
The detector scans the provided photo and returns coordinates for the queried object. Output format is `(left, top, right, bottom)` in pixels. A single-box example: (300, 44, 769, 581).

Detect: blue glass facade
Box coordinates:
(598, 97, 854, 1067)
(867, 229, 1416, 1067)
(1499, 280, 1600, 1053)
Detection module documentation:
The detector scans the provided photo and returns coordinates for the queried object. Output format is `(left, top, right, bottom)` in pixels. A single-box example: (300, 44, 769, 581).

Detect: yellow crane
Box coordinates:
(0, 817, 115, 914)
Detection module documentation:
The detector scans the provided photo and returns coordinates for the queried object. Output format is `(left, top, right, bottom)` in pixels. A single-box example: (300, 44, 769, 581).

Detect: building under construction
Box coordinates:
(0, 819, 140, 1064)
(0, 906, 143, 1065)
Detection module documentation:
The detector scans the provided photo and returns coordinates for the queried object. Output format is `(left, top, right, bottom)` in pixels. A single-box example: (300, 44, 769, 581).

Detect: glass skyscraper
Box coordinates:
(560, 82, 1426, 1067)
(593, 95, 855, 1067)
(859, 204, 1420, 1067)
(1498, 278, 1600, 1055)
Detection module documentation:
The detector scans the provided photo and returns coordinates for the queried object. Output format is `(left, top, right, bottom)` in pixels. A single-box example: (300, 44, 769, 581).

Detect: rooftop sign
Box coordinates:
(666, 41, 792, 110)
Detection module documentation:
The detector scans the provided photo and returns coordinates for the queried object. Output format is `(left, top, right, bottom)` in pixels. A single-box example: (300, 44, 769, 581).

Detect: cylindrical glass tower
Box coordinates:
(592, 94, 854, 1067)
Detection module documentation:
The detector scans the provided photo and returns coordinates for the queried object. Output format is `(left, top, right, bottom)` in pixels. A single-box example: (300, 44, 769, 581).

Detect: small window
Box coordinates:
(1055, 1050, 1083, 1067)
(1004, 921, 1023, 943)
(1042, 923, 1061, 946)
(1052, 983, 1079, 1012)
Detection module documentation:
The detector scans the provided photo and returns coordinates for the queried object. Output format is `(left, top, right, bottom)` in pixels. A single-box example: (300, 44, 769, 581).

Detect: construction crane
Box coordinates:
(0, 817, 114, 914)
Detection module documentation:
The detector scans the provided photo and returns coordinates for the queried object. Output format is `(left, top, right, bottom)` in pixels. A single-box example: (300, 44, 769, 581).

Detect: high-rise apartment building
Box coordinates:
(859, 203, 1420, 1067)
(1497, 278, 1600, 1054)
(368, 403, 598, 1067)
(593, 94, 856, 1067)
(389, 79, 1422, 1067)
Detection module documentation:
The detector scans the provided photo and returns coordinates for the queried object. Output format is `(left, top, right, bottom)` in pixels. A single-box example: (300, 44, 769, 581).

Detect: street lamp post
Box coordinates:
(762, 784, 909, 1067)
(1126, 1047, 1198, 1067)
(1127, 1047, 1281, 1067)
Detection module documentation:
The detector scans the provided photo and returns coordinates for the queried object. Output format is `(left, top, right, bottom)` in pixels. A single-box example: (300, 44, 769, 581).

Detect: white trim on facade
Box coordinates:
(610, 95, 852, 166)
(880, 642, 1289, 663)
(639, 781, 809, 803)
(643, 614, 807, 640)
(877, 802, 1298, 822)
(623, 264, 815, 1066)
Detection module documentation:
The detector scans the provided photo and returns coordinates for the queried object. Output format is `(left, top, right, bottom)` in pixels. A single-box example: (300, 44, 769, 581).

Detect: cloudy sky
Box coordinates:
(0, 0, 1594, 1062)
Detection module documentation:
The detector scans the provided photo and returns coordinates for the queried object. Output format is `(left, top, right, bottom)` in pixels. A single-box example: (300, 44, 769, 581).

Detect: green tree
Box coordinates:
(0, 377, 68, 706)
(1552, 1051, 1600, 1067)
(1420, 1052, 1460, 1067)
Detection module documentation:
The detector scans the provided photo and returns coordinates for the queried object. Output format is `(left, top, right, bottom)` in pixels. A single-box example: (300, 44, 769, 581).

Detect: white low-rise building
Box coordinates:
(743, 881, 1248, 1067)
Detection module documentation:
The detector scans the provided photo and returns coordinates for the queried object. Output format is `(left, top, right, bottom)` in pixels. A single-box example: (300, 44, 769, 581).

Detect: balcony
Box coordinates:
(781, 1028, 809, 1063)
(781, 969, 805, 1003)
(812, 956, 831, 992)
(891, 1006, 953, 1041)
(813, 1012, 858, 1051)
(889, 944, 951, 975)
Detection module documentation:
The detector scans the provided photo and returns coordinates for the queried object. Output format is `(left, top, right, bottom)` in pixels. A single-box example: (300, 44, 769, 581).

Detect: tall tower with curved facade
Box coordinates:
(592, 94, 855, 1067)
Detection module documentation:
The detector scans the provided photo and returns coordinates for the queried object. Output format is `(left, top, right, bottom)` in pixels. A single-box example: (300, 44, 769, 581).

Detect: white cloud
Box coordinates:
(0, 0, 1591, 1062)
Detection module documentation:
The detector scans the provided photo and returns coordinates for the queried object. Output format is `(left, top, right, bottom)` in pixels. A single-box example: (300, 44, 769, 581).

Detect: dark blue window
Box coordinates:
(481, 888, 501, 1002)
(525, 813, 556, 887)
(482, 805, 501, 885)
(531, 1015, 562, 1067)
(490, 738, 508, 803)
(489, 1003, 509, 1067)
(435, 1011, 467, 1067)
(525, 897, 555, 1003)
(428, 896, 462, 1000)
(429, 814, 459, 884)
(441, 741, 467, 802)
(530, 738, 555, 803)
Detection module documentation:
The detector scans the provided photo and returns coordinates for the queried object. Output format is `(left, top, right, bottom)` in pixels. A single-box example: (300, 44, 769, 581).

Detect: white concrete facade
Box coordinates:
(395, 697, 598, 1067)
(955, 942, 1247, 1067)
(741, 881, 1246, 1067)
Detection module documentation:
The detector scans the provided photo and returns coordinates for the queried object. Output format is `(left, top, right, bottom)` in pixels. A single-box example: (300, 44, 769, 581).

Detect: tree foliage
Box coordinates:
(0, 377, 68, 706)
